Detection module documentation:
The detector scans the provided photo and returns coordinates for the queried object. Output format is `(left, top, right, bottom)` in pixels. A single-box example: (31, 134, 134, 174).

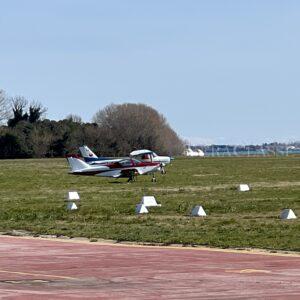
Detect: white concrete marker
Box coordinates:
(191, 205, 207, 217)
(135, 204, 149, 214)
(67, 191, 80, 201)
(280, 209, 297, 220)
(238, 184, 250, 192)
(140, 196, 161, 207)
(67, 202, 78, 211)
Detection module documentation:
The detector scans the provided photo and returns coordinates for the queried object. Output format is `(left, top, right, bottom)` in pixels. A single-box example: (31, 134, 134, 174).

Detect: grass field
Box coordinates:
(0, 156, 299, 251)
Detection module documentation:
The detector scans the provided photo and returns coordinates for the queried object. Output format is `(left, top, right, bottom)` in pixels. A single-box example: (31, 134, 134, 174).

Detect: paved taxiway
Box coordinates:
(0, 235, 299, 299)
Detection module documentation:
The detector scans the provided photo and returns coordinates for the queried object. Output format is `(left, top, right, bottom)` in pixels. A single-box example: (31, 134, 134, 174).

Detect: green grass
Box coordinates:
(0, 156, 299, 251)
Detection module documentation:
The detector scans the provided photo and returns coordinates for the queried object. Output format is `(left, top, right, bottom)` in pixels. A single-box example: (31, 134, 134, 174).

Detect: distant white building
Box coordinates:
(184, 147, 205, 157)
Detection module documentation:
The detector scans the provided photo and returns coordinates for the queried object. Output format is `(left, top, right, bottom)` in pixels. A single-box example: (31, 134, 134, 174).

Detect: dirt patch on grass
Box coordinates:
(150, 181, 300, 193)
(193, 174, 219, 177)
(271, 166, 300, 169)
(251, 181, 300, 188)
(29, 181, 300, 195)
(68, 181, 300, 194)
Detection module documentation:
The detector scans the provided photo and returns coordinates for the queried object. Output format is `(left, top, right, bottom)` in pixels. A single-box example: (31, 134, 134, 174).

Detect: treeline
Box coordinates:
(0, 91, 184, 158)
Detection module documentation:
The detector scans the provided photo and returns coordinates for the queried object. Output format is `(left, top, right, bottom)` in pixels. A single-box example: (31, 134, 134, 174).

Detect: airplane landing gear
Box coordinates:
(151, 173, 157, 183)
(160, 164, 166, 175)
(128, 170, 136, 183)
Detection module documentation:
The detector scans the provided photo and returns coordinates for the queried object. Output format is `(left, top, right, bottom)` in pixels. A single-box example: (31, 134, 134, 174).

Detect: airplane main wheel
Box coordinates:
(128, 170, 135, 183)
(160, 164, 166, 175)
(151, 176, 157, 183)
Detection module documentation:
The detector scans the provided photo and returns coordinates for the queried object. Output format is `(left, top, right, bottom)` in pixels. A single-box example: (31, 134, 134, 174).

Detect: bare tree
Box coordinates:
(65, 114, 82, 123)
(29, 125, 53, 157)
(92, 103, 184, 156)
(0, 90, 10, 123)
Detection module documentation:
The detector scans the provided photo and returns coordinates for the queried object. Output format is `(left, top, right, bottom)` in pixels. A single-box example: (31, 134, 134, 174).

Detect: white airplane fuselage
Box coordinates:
(67, 157, 160, 179)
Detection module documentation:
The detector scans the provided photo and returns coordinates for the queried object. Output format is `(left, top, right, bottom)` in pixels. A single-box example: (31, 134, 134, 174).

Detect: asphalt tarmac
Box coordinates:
(0, 235, 299, 299)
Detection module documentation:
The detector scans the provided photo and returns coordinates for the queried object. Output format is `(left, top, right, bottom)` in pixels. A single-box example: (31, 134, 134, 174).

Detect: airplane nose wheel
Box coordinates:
(151, 173, 157, 183)
(160, 164, 166, 175)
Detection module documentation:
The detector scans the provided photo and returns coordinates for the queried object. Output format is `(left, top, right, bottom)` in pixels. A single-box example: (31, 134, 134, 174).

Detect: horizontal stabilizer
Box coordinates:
(67, 157, 91, 172)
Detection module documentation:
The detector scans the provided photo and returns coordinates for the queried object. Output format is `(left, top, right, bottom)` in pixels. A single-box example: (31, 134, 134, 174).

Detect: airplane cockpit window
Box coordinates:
(141, 153, 151, 160)
(132, 158, 141, 164)
(119, 159, 133, 167)
(132, 158, 141, 166)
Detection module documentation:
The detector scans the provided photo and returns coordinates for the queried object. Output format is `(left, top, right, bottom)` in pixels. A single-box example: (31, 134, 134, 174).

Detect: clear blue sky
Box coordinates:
(1, 0, 299, 145)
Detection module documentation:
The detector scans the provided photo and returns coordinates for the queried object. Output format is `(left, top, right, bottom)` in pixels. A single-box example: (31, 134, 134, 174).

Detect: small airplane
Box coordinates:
(67, 156, 161, 182)
(79, 146, 173, 172)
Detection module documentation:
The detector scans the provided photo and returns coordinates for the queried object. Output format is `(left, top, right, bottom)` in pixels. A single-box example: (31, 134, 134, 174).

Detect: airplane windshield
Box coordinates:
(132, 158, 141, 164)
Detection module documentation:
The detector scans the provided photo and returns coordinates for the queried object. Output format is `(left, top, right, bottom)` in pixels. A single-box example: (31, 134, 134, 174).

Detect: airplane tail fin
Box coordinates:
(67, 157, 91, 172)
(79, 145, 98, 159)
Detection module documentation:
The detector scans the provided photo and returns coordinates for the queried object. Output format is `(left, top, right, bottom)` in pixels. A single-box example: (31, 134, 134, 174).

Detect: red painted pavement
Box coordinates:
(0, 236, 299, 299)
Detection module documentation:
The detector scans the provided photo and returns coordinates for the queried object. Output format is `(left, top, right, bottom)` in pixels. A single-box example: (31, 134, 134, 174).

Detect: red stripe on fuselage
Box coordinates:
(103, 160, 160, 169)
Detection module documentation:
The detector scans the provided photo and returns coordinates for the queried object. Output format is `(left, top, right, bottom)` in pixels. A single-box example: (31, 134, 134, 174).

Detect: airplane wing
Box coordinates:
(130, 149, 152, 156)
(95, 169, 122, 178)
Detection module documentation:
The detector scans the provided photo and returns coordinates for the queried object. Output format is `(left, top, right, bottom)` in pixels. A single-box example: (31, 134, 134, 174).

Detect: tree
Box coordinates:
(7, 97, 47, 127)
(49, 131, 69, 157)
(92, 103, 184, 156)
(0, 132, 29, 158)
(0, 100, 184, 159)
(7, 96, 29, 127)
(28, 101, 47, 123)
(0, 90, 10, 123)
(65, 114, 82, 123)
